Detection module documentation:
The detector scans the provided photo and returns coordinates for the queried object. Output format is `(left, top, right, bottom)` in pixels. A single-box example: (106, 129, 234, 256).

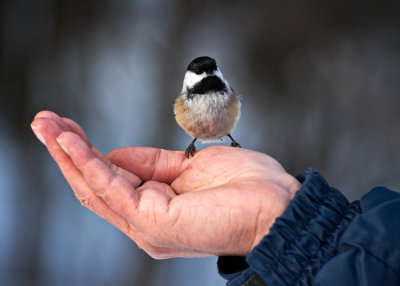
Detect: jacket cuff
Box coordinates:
(218, 168, 361, 286)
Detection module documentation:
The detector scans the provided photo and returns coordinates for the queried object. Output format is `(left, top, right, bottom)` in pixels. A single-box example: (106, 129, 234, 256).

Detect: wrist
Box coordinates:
(251, 172, 302, 253)
(247, 168, 360, 285)
(218, 169, 360, 286)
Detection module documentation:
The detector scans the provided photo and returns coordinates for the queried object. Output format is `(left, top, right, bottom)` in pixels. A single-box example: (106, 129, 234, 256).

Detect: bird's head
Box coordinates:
(182, 56, 229, 95)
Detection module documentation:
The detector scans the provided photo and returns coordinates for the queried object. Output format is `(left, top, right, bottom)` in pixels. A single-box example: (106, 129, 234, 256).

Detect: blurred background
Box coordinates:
(1, 1, 400, 285)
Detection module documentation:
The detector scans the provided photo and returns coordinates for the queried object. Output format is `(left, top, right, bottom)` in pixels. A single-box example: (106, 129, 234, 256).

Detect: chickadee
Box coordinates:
(174, 56, 241, 158)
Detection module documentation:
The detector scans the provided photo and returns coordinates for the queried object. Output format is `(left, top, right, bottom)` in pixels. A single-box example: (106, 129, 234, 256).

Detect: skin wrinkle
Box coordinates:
(270, 172, 298, 198)
(149, 148, 162, 182)
(142, 149, 184, 184)
(219, 204, 253, 255)
(174, 199, 196, 247)
(137, 188, 158, 223)
(251, 184, 286, 252)
(179, 153, 236, 191)
(108, 176, 138, 215)
(188, 203, 219, 250)
(214, 206, 241, 254)
(249, 206, 264, 254)
(218, 186, 259, 254)
(232, 180, 284, 254)
(138, 215, 210, 257)
(113, 162, 142, 187)
(83, 157, 114, 197)
(171, 164, 194, 193)
(164, 194, 211, 250)
(88, 165, 136, 218)
(174, 150, 279, 194)
(163, 150, 182, 185)
(168, 198, 185, 240)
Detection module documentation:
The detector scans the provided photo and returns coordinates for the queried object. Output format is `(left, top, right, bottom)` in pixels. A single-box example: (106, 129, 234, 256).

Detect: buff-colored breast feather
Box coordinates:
(174, 91, 240, 142)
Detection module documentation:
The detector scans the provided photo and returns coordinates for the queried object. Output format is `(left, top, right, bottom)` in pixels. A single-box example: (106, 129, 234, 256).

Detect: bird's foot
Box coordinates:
(185, 139, 197, 158)
(230, 140, 241, 148)
(227, 134, 241, 148)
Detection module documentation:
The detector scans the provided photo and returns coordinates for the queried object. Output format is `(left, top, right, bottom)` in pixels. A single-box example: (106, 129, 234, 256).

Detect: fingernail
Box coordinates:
(31, 124, 46, 146)
(56, 137, 70, 155)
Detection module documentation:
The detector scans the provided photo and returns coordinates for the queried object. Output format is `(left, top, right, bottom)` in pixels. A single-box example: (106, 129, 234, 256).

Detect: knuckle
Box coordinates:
(71, 186, 95, 209)
(146, 248, 169, 260)
(78, 194, 94, 209)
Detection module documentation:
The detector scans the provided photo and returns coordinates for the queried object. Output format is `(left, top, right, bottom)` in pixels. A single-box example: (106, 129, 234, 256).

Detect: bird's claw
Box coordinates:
(227, 134, 241, 148)
(230, 141, 241, 148)
(185, 142, 197, 158)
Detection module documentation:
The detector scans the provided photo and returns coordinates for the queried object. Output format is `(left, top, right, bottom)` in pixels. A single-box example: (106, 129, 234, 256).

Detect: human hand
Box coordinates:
(31, 111, 300, 258)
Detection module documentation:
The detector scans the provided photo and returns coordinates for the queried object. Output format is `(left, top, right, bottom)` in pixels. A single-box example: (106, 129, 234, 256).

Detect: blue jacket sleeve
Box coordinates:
(218, 168, 400, 286)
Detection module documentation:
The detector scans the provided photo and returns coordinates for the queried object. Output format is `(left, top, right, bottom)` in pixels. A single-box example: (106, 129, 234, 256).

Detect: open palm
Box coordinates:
(31, 111, 300, 258)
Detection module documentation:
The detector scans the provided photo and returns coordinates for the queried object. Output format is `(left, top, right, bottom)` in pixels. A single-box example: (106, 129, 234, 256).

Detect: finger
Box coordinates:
(36, 112, 101, 162)
(35, 112, 141, 186)
(56, 131, 140, 218)
(34, 111, 93, 150)
(35, 111, 91, 147)
(61, 117, 91, 144)
(61, 116, 110, 166)
(107, 147, 187, 184)
(60, 116, 139, 187)
(31, 117, 131, 233)
(109, 163, 143, 188)
(59, 125, 142, 189)
(32, 117, 72, 164)
(34, 110, 70, 131)
(32, 117, 97, 200)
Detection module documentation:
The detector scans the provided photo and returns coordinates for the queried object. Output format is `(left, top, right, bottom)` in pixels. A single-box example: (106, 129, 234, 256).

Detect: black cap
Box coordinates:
(187, 56, 217, 74)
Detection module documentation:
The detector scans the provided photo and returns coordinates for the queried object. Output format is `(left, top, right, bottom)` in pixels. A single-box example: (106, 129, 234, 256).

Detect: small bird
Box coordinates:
(174, 56, 241, 158)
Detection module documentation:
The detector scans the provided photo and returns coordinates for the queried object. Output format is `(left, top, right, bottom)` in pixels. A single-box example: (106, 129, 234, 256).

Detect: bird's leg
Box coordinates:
(227, 134, 241, 148)
(185, 138, 197, 158)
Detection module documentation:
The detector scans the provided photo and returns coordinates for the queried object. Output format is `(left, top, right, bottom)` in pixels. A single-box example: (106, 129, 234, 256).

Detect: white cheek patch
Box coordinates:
(181, 71, 206, 92)
(213, 69, 229, 89)
(182, 69, 230, 93)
